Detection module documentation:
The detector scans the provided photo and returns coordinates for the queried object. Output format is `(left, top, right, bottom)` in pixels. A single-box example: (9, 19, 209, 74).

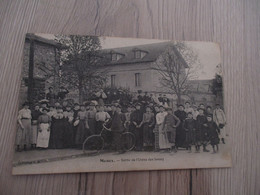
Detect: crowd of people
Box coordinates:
(16, 88, 227, 154)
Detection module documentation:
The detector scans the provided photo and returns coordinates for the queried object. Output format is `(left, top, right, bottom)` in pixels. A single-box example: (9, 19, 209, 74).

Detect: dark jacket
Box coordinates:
(110, 111, 124, 132)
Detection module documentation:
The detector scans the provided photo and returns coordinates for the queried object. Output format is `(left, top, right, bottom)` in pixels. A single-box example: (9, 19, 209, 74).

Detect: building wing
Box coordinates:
(100, 41, 188, 68)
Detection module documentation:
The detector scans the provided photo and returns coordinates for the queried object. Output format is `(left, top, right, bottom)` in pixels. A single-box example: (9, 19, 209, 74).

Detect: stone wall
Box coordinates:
(19, 38, 60, 108)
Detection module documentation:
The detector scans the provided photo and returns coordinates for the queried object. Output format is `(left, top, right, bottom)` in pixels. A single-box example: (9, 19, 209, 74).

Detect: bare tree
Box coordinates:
(54, 35, 108, 103)
(153, 42, 201, 104)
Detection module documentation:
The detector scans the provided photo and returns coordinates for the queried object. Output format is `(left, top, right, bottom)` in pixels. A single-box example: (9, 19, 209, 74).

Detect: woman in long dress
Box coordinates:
(156, 106, 171, 151)
(63, 105, 74, 148)
(36, 108, 52, 148)
(75, 105, 88, 148)
(31, 104, 41, 149)
(86, 103, 96, 135)
(16, 102, 32, 151)
(49, 107, 67, 149)
(152, 105, 160, 151)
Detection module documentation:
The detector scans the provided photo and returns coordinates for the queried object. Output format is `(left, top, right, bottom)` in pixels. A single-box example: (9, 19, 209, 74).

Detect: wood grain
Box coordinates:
(0, 0, 259, 194)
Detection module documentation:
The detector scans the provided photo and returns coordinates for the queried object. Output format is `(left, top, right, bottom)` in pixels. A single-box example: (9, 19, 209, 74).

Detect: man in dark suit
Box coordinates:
(130, 103, 144, 151)
(110, 104, 125, 153)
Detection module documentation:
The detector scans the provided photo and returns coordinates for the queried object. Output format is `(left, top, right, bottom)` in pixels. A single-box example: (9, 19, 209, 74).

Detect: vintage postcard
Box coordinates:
(12, 33, 231, 175)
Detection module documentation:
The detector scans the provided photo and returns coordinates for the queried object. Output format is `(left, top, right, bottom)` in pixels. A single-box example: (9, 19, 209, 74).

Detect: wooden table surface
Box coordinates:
(0, 0, 259, 194)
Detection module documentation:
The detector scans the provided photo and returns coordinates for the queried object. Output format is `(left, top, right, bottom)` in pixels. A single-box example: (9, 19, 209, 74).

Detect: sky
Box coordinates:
(36, 33, 221, 80)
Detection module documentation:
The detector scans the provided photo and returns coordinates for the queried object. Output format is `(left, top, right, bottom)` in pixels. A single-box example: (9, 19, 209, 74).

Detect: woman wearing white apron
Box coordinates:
(36, 108, 51, 148)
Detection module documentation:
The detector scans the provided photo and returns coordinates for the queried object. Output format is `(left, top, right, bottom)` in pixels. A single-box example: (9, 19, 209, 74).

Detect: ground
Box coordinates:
(12, 142, 231, 175)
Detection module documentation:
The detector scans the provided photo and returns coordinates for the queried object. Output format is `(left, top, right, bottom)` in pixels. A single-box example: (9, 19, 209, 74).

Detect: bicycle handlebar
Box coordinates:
(103, 122, 112, 131)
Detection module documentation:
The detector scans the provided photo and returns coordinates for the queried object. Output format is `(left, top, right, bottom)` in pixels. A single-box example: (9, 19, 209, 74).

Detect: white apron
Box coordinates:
(36, 123, 50, 148)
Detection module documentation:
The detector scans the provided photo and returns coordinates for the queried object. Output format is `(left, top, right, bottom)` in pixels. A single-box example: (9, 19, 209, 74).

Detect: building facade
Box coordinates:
(101, 41, 217, 107)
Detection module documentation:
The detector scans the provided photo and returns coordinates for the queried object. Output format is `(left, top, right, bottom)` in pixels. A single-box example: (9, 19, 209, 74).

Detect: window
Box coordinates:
(135, 50, 141, 59)
(111, 53, 117, 61)
(135, 73, 141, 87)
(111, 75, 116, 87)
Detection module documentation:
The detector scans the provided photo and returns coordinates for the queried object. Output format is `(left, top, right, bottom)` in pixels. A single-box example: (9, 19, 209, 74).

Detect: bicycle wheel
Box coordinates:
(83, 135, 104, 154)
(121, 132, 135, 151)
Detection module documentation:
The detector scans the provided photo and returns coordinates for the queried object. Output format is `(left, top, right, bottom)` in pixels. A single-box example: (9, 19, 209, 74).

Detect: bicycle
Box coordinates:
(83, 122, 136, 154)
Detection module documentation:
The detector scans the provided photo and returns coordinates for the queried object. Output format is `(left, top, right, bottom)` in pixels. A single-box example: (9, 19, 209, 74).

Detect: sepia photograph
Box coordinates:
(12, 33, 231, 175)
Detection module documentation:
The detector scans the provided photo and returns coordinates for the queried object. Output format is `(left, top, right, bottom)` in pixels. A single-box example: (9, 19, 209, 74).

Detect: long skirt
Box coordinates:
(36, 123, 50, 148)
(88, 118, 96, 135)
(153, 125, 159, 150)
(143, 123, 153, 146)
(176, 123, 186, 148)
(95, 121, 104, 135)
(158, 124, 172, 149)
(16, 119, 31, 146)
(75, 120, 86, 145)
(31, 120, 38, 144)
(63, 122, 74, 148)
(49, 118, 66, 149)
(185, 130, 195, 147)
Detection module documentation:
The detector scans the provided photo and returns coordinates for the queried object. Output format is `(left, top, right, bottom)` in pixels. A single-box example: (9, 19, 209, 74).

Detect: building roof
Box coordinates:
(25, 33, 62, 48)
(101, 41, 189, 68)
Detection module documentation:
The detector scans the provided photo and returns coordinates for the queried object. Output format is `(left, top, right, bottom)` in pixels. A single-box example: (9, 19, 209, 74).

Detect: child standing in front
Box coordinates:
(183, 112, 196, 153)
(204, 114, 220, 153)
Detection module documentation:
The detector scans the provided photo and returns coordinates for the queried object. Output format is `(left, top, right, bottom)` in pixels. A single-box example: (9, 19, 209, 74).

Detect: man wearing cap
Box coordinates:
(204, 114, 220, 153)
(196, 108, 209, 152)
(174, 104, 187, 148)
(16, 102, 32, 151)
(163, 107, 180, 152)
(130, 103, 144, 151)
